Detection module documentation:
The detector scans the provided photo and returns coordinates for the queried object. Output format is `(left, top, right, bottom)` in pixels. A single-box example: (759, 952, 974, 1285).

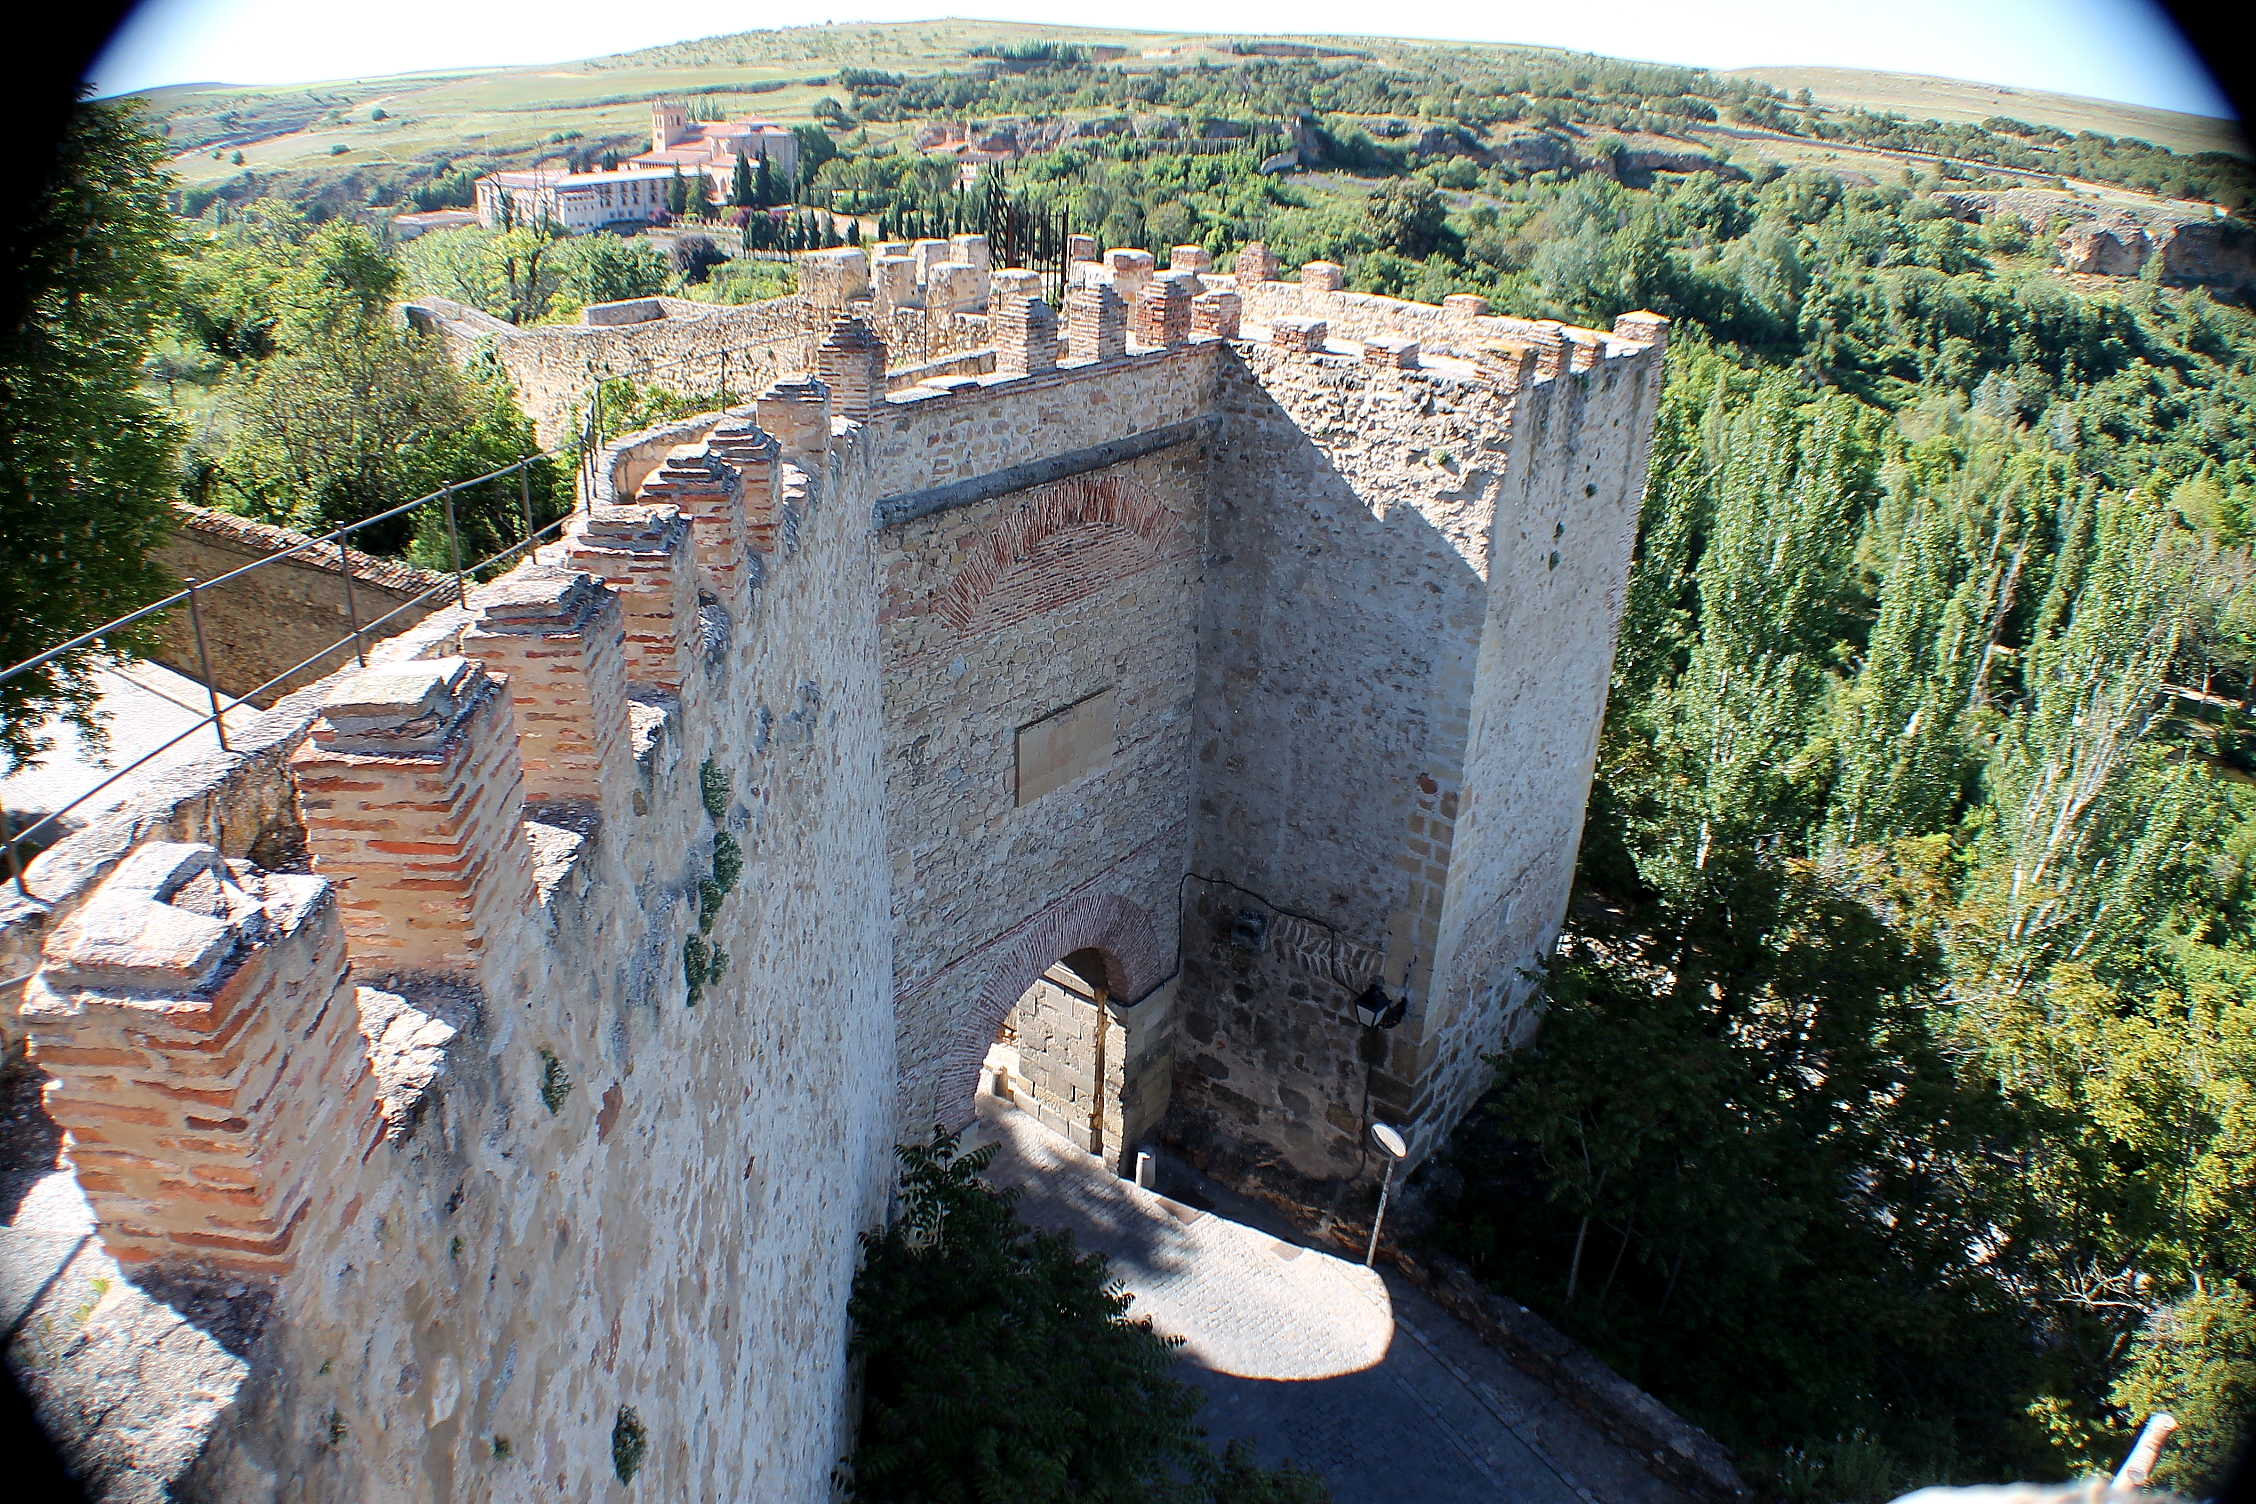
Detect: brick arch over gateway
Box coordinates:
(934, 890, 1168, 1131)
(936, 474, 1174, 635)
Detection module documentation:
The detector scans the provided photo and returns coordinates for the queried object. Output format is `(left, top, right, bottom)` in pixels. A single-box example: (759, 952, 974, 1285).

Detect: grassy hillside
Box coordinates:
(1727, 65, 2246, 159)
(141, 21, 1189, 200)
(131, 22, 2250, 225)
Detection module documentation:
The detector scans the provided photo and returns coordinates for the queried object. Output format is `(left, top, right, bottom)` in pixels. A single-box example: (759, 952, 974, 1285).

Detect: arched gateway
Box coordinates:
(935, 891, 1169, 1155)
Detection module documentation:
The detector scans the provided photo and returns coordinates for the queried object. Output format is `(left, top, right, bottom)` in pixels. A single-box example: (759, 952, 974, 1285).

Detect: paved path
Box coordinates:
(971, 1095, 1692, 1504)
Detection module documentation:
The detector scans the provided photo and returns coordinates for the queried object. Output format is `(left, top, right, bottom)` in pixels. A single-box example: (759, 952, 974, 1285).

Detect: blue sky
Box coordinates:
(91, 0, 2233, 121)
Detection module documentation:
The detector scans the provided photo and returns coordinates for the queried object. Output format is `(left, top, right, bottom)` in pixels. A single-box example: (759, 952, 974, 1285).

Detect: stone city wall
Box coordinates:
(995, 964, 1116, 1155)
(152, 506, 453, 707)
(415, 293, 822, 446)
(3, 253, 1667, 1498)
(1172, 340, 1517, 1185)
(1415, 313, 1669, 1146)
(1231, 267, 1629, 375)
(995, 967, 1175, 1167)
(6, 383, 898, 1501)
(414, 245, 998, 450)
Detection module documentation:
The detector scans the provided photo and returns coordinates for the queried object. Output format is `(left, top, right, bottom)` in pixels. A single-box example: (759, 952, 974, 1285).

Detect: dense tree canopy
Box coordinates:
(1435, 326, 2256, 1498)
(16, 68, 2256, 1497)
(0, 98, 183, 770)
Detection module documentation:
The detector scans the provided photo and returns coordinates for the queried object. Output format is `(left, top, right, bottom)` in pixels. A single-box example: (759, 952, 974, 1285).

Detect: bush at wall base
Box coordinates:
(843, 1127, 1330, 1504)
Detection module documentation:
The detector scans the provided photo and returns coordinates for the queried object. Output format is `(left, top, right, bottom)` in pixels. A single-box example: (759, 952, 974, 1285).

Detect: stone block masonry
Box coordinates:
(1065, 280, 1128, 364)
(705, 414, 785, 555)
(5, 248, 1666, 1501)
(549, 503, 698, 694)
(11, 359, 903, 1500)
(816, 315, 889, 418)
(458, 566, 634, 828)
(1269, 316, 1328, 354)
(636, 446, 749, 601)
(1136, 275, 1193, 349)
(1192, 289, 1242, 340)
(995, 286, 1060, 378)
(1173, 300, 1667, 1190)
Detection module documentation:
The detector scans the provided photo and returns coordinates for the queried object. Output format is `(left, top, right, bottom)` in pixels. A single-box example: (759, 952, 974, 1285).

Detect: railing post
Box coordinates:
(444, 486, 466, 604)
(335, 534, 366, 667)
(1, 794, 20, 892)
(184, 575, 228, 751)
(519, 459, 536, 547)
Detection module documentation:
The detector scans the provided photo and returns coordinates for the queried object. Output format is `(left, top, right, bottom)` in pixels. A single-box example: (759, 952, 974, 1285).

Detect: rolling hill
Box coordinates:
(1726, 65, 2245, 158)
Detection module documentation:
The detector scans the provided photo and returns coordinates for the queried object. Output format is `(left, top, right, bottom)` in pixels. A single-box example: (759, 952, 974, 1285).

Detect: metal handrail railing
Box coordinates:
(0, 324, 811, 893)
(0, 504, 580, 897)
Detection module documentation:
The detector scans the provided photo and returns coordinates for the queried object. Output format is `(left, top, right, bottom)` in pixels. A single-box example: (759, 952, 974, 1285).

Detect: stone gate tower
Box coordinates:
(2, 242, 1664, 1500)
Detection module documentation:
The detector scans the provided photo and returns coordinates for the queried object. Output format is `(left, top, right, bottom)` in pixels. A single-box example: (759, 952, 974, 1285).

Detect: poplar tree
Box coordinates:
(1633, 376, 1874, 897)
(1954, 488, 2195, 1006)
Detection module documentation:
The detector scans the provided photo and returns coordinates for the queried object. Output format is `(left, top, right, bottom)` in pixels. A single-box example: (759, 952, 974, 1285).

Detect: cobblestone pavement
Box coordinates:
(972, 1095, 1692, 1504)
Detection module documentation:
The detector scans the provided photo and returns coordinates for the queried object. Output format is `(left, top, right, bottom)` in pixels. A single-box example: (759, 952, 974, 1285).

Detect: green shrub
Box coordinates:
(845, 1128, 1330, 1504)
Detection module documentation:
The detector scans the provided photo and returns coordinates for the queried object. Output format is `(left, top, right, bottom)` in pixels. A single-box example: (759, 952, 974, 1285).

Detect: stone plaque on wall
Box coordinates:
(1015, 688, 1116, 805)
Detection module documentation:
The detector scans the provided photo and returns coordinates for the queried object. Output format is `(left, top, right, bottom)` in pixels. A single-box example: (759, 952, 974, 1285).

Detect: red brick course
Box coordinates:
(936, 474, 1175, 635)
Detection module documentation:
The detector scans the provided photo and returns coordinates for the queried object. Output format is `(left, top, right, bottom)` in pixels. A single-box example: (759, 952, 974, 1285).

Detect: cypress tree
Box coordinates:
(667, 166, 687, 217)
(731, 153, 754, 208)
(754, 156, 773, 208)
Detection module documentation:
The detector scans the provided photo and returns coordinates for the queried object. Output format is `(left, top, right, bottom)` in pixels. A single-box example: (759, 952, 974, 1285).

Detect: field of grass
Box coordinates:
(143, 20, 1213, 190)
(1726, 65, 2245, 158)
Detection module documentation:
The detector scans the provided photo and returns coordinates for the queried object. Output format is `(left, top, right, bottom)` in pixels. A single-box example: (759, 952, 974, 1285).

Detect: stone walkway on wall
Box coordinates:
(970, 1094, 1693, 1504)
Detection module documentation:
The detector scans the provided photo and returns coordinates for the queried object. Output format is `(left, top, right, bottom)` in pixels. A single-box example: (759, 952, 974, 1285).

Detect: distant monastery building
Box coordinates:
(474, 100, 799, 230)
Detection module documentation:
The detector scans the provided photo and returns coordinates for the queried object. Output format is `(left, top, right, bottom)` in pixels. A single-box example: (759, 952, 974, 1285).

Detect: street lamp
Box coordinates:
(1365, 1121, 1408, 1266)
(1353, 979, 1406, 1031)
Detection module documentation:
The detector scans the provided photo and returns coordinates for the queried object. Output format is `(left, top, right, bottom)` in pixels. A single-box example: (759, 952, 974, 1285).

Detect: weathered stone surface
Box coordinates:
(582, 297, 666, 327)
(1191, 288, 1242, 340)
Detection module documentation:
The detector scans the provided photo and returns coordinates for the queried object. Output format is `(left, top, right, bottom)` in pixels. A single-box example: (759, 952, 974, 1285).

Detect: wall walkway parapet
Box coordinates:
(2, 252, 1673, 1499)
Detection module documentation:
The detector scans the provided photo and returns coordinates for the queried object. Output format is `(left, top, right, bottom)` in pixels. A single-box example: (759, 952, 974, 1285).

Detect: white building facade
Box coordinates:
(474, 166, 683, 231)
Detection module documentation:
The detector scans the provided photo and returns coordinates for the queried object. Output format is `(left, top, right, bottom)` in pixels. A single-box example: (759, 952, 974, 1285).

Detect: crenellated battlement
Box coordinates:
(1, 244, 1666, 1501)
